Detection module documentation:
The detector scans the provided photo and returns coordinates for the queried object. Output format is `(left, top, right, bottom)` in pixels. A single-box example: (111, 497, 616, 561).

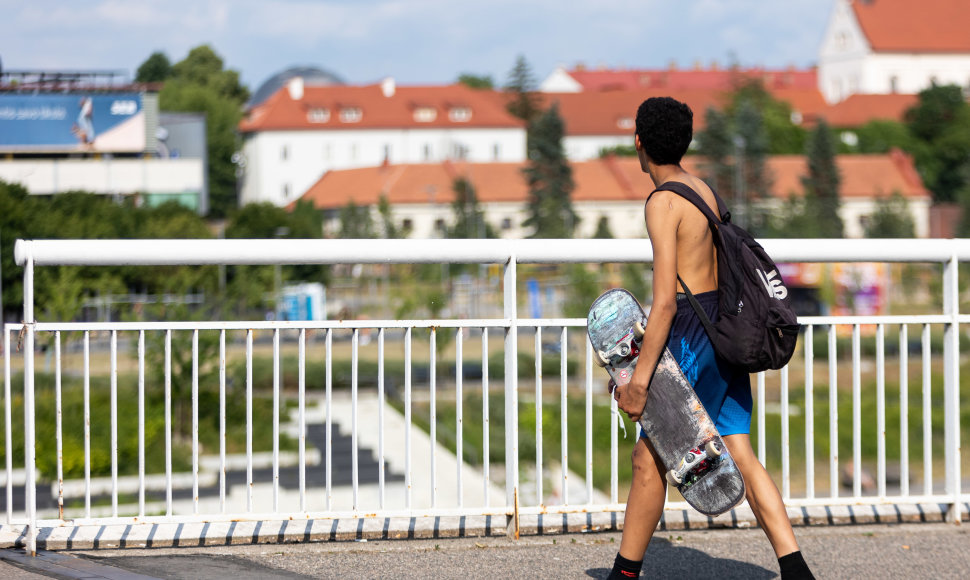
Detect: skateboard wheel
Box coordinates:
(666, 469, 682, 486)
(595, 350, 610, 367)
(633, 319, 646, 339)
(705, 441, 722, 458)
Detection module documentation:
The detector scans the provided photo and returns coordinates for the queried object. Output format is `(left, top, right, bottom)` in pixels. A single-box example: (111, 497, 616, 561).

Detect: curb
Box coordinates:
(1, 501, 966, 551)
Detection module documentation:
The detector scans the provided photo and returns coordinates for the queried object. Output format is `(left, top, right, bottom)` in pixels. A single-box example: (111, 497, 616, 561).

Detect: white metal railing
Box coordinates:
(4, 238, 967, 556)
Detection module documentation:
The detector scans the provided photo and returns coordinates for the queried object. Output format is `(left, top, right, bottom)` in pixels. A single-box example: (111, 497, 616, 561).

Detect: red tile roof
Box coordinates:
(853, 0, 970, 53)
(538, 87, 830, 136)
(820, 93, 918, 126)
(242, 81, 901, 140)
(768, 150, 929, 199)
(240, 83, 524, 133)
(562, 66, 818, 92)
(297, 151, 928, 211)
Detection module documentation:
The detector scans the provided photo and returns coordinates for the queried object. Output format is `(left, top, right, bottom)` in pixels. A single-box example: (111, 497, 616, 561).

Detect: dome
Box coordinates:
(249, 66, 345, 107)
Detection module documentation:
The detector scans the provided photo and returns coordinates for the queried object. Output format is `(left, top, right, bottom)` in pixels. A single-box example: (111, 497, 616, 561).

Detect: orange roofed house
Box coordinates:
(538, 65, 829, 160)
(297, 152, 930, 239)
(818, 0, 970, 103)
(238, 78, 526, 207)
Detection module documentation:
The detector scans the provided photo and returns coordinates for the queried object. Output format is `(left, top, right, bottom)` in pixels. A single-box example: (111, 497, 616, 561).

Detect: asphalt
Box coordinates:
(2, 521, 969, 579)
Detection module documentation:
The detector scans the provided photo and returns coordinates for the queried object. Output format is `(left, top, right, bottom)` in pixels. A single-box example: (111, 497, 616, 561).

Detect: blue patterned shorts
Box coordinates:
(643, 290, 752, 438)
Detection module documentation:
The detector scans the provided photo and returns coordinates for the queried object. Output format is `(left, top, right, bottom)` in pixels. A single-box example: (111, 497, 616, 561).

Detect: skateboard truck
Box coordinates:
(665, 440, 723, 486)
(594, 320, 645, 368)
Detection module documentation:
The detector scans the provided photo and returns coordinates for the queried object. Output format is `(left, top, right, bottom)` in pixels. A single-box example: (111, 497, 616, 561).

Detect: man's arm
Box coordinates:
(613, 191, 680, 420)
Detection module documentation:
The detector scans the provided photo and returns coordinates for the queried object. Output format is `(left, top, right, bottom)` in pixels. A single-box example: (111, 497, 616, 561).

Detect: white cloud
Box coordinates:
(0, 0, 835, 87)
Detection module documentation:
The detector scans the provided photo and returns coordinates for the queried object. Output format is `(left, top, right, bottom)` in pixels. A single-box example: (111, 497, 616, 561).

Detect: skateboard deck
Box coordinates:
(587, 288, 745, 516)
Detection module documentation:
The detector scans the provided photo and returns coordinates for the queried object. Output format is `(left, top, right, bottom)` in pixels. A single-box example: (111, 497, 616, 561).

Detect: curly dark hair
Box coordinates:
(635, 97, 693, 165)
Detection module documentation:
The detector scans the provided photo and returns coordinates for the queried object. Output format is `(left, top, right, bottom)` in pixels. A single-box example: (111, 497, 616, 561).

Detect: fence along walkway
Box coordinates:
(3, 238, 967, 555)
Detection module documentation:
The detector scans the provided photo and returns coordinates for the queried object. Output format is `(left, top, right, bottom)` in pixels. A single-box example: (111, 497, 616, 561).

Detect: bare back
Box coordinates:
(652, 174, 719, 295)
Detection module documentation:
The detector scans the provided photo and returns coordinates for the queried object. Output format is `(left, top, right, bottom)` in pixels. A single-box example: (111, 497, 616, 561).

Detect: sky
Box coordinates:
(1, 0, 835, 92)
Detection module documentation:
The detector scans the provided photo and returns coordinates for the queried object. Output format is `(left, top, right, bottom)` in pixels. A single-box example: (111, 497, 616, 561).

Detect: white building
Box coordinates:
(238, 78, 526, 207)
(818, 0, 970, 103)
(297, 153, 931, 240)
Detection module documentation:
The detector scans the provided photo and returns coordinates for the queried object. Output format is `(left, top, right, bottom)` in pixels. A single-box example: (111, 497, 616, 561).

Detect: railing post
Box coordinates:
(942, 254, 961, 523)
(22, 251, 37, 556)
(504, 253, 520, 538)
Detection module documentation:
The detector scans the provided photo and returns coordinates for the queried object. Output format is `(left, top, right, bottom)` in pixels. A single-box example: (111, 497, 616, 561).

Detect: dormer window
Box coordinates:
(307, 107, 330, 123)
(414, 107, 437, 122)
(339, 107, 362, 123)
(616, 117, 634, 130)
(449, 106, 472, 122)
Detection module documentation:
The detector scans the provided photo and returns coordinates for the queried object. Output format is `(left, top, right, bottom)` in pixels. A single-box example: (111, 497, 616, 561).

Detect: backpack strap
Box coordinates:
(677, 275, 718, 345)
(649, 180, 730, 231)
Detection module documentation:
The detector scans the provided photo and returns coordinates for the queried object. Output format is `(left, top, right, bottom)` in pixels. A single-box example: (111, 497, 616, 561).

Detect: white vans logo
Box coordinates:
(757, 268, 788, 300)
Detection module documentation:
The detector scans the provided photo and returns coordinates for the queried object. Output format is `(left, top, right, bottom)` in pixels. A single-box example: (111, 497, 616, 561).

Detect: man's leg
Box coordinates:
(722, 433, 799, 557)
(618, 437, 667, 559)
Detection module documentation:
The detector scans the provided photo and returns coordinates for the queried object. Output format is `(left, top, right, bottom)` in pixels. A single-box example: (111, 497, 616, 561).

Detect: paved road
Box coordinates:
(2, 522, 969, 579)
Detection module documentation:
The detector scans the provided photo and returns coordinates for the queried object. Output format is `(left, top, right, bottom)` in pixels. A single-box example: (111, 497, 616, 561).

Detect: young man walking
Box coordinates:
(606, 97, 813, 580)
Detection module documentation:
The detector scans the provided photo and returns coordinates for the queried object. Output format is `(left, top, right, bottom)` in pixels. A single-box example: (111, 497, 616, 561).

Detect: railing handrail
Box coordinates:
(15, 237, 970, 267)
(6, 236, 965, 557)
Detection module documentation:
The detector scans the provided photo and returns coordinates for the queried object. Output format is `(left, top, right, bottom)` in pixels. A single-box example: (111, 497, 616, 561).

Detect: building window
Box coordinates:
(323, 143, 331, 160)
(307, 107, 330, 123)
(414, 107, 437, 122)
(493, 144, 501, 160)
(616, 117, 634, 130)
(340, 107, 362, 123)
(402, 218, 413, 231)
(501, 218, 512, 230)
(282, 183, 291, 199)
(383, 144, 391, 162)
(423, 144, 432, 161)
(449, 106, 472, 122)
(434, 219, 446, 233)
(889, 75, 899, 93)
(836, 31, 848, 50)
(350, 143, 358, 160)
(281, 145, 289, 161)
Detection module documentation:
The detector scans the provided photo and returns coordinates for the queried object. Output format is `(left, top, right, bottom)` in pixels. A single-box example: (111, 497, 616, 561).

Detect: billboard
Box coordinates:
(0, 92, 146, 152)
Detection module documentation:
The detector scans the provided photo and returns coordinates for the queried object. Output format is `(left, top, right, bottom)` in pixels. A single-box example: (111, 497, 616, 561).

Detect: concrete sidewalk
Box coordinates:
(2, 521, 969, 579)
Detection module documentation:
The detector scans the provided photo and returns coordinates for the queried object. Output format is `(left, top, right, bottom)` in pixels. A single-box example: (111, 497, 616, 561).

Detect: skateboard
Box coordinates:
(587, 288, 745, 516)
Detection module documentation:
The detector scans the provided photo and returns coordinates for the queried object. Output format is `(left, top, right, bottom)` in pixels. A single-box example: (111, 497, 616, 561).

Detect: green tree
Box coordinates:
(170, 45, 249, 103)
(904, 84, 970, 203)
(725, 79, 806, 154)
(850, 120, 917, 154)
(224, 201, 327, 316)
(376, 194, 410, 239)
(156, 45, 249, 218)
(0, 180, 33, 317)
(135, 51, 172, 83)
(457, 73, 494, 90)
(447, 177, 496, 239)
(503, 55, 542, 123)
(695, 100, 772, 232)
(696, 107, 734, 195)
(801, 119, 844, 237)
(597, 144, 637, 157)
(563, 265, 601, 318)
(522, 104, 578, 238)
(337, 201, 376, 238)
(593, 216, 613, 239)
(864, 193, 915, 238)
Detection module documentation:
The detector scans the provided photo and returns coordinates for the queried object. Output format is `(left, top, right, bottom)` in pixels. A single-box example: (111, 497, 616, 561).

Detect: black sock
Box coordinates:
(778, 551, 814, 580)
(607, 553, 642, 579)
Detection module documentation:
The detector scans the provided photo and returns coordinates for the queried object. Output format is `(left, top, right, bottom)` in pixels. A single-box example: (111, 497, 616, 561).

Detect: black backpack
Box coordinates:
(651, 181, 800, 372)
